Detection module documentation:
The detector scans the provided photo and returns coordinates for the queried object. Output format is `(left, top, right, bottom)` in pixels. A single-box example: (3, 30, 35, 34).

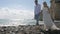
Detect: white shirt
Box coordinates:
(34, 4, 41, 15)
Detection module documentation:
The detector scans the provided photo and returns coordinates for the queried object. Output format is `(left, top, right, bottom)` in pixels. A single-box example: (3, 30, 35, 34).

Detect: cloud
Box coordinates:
(0, 7, 34, 20)
(0, 4, 34, 25)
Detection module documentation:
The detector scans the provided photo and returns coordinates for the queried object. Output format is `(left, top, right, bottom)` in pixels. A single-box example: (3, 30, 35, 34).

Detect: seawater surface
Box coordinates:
(0, 19, 44, 26)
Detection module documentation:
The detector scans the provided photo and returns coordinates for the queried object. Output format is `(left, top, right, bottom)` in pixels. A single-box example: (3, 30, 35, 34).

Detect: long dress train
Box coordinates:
(43, 7, 60, 30)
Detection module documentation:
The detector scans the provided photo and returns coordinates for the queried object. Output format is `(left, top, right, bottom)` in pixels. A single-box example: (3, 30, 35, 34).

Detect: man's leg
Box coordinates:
(36, 20, 39, 25)
(35, 14, 39, 25)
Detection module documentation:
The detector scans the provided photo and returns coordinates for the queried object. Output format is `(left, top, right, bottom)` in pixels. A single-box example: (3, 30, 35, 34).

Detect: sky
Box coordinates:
(0, 0, 50, 20)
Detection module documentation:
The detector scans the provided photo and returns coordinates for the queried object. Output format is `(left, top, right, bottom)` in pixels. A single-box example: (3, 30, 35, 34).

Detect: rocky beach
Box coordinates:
(0, 25, 45, 34)
(0, 21, 60, 34)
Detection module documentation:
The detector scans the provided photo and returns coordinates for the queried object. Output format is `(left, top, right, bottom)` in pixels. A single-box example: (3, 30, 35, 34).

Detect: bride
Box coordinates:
(43, 2, 60, 30)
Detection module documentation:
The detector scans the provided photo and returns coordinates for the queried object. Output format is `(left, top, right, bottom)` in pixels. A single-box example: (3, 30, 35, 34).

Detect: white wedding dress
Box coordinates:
(43, 7, 60, 30)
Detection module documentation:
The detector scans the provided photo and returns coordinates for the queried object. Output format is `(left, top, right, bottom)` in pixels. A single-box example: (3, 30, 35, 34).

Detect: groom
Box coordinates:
(34, 0, 41, 25)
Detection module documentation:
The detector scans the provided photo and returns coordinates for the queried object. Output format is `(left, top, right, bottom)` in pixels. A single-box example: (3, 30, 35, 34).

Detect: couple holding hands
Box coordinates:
(34, 0, 60, 30)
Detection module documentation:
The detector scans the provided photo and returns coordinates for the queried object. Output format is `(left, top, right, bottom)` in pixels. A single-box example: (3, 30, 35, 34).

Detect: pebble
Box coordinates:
(0, 25, 44, 34)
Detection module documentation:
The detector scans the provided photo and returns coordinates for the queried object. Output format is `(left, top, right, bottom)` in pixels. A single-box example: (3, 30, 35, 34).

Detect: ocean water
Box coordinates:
(0, 19, 44, 26)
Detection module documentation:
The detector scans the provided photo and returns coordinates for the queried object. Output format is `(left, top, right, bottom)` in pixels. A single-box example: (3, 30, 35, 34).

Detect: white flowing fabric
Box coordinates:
(43, 7, 60, 30)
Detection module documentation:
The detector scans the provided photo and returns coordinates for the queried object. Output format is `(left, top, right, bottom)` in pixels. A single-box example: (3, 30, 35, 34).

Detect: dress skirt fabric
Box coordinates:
(43, 7, 54, 29)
